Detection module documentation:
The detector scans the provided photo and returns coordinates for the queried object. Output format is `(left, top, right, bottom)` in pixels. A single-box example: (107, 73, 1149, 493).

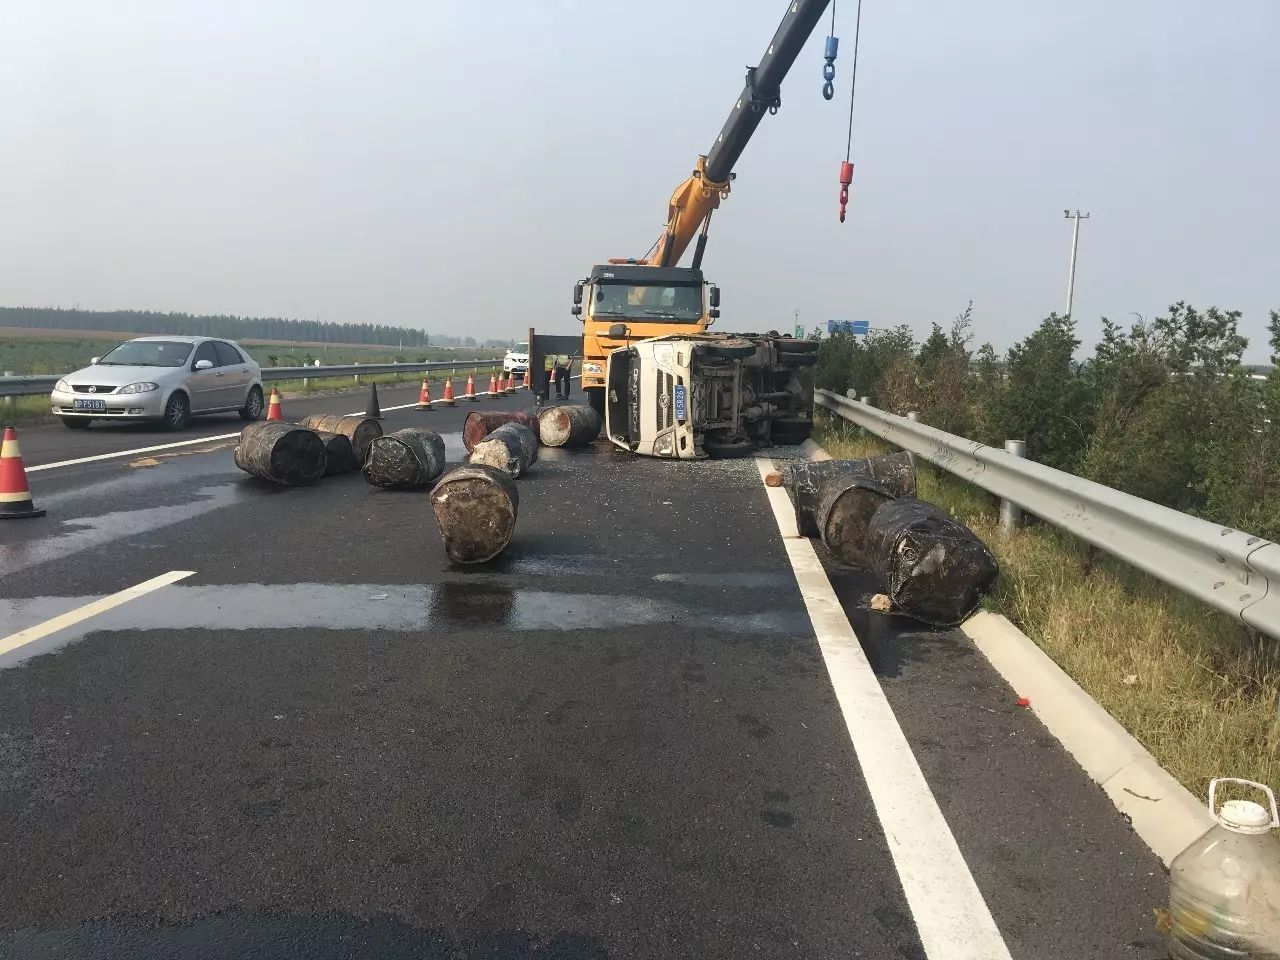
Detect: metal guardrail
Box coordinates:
(815, 388, 1279, 639)
(0, 360, 501, 398)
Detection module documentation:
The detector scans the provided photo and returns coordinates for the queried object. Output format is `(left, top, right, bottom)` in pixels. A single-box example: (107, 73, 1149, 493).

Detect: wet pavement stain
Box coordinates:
(0, 583, 806, 670)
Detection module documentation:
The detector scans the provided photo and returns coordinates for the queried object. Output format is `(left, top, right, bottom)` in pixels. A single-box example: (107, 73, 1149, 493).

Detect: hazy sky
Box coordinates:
(2, 1, 1275, 360)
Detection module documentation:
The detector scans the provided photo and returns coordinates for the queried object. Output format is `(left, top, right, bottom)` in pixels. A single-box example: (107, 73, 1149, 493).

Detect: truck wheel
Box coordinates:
(705, 436, 754, 459)
(696, 340, 756, 360)
(775, 338, 818, 355)
(780, 352, 818, 367)
(770, 417, 813, 445)
(586, 387, 605, 420)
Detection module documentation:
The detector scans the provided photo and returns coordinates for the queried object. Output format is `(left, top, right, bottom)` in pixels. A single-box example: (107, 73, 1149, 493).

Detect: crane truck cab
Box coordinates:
(603, 331, 816, 460)
(573, 264, 719, 418)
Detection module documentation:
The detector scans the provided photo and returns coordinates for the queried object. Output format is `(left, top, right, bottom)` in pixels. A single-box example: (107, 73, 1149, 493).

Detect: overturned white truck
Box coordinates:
(603, 331, 816, 459)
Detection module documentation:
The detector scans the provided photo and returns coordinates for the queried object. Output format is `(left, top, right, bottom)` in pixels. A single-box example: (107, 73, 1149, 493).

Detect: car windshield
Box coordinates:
(593, 283, 702, 322)
(512, 342, 528, 353)
(98, 340, 193, 367)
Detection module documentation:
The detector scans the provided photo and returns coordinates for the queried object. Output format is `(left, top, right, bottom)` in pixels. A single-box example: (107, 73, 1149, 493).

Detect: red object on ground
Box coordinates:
(417, 378, 432, 410)
(1016, 696, 1031, 708)
(266, 387, 283, 421)
(0, 425, 46, 519)
(463, 374, 478, 401)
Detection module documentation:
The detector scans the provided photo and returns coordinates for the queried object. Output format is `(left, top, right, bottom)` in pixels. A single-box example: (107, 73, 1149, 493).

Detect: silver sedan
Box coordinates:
(50, 336, 265, 430)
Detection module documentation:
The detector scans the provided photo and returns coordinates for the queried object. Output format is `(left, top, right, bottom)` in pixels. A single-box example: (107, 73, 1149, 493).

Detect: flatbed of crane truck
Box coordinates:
(2, 392, 1166, 958)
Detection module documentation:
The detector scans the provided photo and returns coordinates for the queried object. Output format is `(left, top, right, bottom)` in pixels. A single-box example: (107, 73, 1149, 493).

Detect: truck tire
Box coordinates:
(585, 387, 605, 421)
(779, 352, 818, 368)
(775, 338, 818, 355)
(696, 340, 756, 361)
(705, 436, 754, 459)
(770, 417, 813, 445)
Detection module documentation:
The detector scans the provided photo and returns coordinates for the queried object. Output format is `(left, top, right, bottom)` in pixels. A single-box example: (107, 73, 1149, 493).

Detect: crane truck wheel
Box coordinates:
(775, 338, 818, 355)
(769, 417, 814, 445)
(704, 435, 755, 459)
(695, 341, 757, 361)
(585, 387, 606, 421)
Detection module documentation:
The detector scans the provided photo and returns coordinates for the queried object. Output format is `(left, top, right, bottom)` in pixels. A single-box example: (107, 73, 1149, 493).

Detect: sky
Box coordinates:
(1, 0, 1276, 361)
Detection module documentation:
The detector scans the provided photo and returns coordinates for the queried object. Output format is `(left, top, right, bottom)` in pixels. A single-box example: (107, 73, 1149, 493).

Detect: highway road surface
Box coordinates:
(2, 384, 1168, 959)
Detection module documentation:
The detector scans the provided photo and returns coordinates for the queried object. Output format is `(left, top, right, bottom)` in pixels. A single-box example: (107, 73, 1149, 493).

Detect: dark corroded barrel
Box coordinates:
(430, 465, 519, 563)
(462, 411, 540, 454)
(789, 453, 915, 537)
(865, 498, 999, 627)
(315, 430, 357, 476)
(814, 474, 897, 567)
(537, 403, 601, 447)
(363, 428, 446, 490)
(298, 413, 382, 465)
(233, 421, 326, 486)
(468, 422, 538, 478)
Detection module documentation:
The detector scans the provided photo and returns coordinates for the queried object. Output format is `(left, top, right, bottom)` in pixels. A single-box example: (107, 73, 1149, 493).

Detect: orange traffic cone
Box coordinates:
(488, 373, 499, 395)
(442, 377, 456, 407)
(463, 373, 478, 401)
(266, 387, 283, 421)
(522, 368, 531, 389)
(0, 425, 46, 519)
(505, 372, 516, 395)
(417, 377, 433, 410)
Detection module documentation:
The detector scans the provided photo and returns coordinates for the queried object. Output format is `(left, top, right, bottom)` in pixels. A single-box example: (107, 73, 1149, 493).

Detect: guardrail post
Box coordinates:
(1000, 440, 1027, 533)
(906, 411, 920, 422)
(2, 372, 12, 410)
(846, 389, 858, 400)
(860, 396, 871, 406)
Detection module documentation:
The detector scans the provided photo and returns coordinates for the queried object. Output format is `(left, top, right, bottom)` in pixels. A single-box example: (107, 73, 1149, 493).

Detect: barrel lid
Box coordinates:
(1218, 799, 1273, 834)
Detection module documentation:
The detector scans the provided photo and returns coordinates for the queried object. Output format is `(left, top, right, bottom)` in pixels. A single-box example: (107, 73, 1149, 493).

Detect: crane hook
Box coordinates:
(822, 35, 839, 101)
(838, 161, 854, 223)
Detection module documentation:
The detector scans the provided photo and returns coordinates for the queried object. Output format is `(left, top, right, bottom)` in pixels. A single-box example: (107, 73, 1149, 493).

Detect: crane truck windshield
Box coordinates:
(593, 283, 702, 322)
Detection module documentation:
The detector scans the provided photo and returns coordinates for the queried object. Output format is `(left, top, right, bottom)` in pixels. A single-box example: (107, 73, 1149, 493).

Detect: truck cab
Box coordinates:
(573, 264, 719, 417)
(604, 332, 817, 459)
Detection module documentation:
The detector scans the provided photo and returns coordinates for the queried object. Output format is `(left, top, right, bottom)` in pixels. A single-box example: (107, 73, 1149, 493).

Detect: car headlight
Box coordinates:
(118, 382, 159, 394)
(54, 379, 70, 392)
(653, 344, 676, 368)
(584, 363, 603, 374)
(654, 431, 675, 457)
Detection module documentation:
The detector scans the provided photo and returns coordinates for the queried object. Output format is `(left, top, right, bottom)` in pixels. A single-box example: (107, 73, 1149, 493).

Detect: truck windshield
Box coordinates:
(593, 283, 702, 322)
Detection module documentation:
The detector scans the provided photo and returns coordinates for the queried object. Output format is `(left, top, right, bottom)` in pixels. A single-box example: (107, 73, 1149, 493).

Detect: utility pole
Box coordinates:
(1063, 209, 1090, 317)
(793, 308, 803, 339)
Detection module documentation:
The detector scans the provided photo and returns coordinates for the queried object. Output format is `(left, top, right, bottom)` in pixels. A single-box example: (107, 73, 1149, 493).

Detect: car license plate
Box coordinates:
(73, 399, 106, 411)
(674, 385, 687, 422)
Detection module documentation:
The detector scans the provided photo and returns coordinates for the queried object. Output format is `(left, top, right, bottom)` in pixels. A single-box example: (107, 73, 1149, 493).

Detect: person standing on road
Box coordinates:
(553, 354, 575, 400)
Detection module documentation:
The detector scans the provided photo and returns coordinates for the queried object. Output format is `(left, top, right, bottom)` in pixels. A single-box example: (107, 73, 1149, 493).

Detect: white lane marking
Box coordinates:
(0, 571, 195, 658)
(754, 457, 1011, 959)
(346, 390, 529, 416)
(28, 434, 240, 473)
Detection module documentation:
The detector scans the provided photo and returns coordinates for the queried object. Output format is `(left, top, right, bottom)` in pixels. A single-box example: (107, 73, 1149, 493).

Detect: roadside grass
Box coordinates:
(816, 416, 1280, 801)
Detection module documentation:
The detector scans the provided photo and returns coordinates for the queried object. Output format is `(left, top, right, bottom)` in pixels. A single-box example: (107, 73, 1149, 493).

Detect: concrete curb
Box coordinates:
(804, 438, 1212, 866)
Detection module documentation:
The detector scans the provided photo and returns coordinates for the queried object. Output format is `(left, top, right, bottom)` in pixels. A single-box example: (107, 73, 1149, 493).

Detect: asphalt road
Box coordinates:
(1, 386, 1168, 959)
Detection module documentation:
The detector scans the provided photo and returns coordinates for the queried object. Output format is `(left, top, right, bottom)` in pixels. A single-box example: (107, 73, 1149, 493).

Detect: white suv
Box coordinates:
(503, 341, 529, 374)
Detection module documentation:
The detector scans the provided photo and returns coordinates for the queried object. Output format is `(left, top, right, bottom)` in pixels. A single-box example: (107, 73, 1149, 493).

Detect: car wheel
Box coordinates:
(240, 385, 263, 421)
(775, 338, 819, 355)
(61, 417, 92, 430)
(696, 340, 757, 361)
(705, 435, 754, 459)
(163, 392, 191, 430)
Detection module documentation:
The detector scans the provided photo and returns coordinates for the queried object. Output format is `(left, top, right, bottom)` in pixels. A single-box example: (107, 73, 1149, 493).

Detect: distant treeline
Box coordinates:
(0, 306, 447, 347)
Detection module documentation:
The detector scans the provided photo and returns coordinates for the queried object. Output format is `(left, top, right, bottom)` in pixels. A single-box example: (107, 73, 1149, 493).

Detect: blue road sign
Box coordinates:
(827, 320, 870, 336)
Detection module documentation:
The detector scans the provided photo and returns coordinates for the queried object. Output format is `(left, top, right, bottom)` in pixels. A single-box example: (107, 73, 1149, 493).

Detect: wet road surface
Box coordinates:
(0, 391, 1168, 959)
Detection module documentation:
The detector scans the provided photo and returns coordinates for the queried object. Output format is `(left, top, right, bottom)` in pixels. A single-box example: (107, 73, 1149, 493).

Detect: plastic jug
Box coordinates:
(1168, 778, 1280, 958)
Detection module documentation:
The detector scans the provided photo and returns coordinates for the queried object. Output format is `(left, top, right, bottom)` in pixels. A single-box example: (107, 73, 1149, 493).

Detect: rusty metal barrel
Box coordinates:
(865, 498, 999, 626)
(468, 422, 538, 478)
(314, 430, 357, 476)
(362, 428, 446, 490)
(814, 474, 897, 567)
(789, 453, 915, 537)
(298, 413, 382, 465)
(462, 411, 540, 454)
(537, 403, 601, 447)
(430, 464, 519, 563)
(233, 421, 326, 486)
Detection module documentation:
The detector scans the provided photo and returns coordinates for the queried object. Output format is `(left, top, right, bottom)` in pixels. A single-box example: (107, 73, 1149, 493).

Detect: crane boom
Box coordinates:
(644, 0, 832, 269)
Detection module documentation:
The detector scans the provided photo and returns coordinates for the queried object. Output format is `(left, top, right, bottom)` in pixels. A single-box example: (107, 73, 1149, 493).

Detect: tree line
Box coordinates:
(0, 306, 433, 347)
(815, 302, 1280, 542)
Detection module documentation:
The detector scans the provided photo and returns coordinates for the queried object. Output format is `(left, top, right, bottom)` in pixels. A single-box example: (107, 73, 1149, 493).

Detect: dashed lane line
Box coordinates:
(0, 570, 195, 659)
(27, 435, 241, 473)
(754, 456, 1012, 960)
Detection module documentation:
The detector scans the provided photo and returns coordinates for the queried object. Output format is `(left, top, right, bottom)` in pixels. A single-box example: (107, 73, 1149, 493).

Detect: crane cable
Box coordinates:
(837, 0, 862, 222)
